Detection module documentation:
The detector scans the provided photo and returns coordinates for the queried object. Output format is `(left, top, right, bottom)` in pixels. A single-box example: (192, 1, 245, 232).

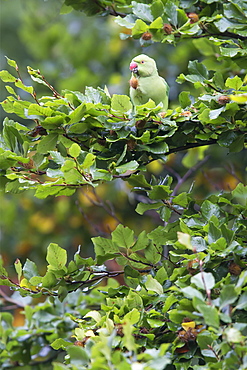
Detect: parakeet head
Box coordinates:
(129, 54, 158, 77)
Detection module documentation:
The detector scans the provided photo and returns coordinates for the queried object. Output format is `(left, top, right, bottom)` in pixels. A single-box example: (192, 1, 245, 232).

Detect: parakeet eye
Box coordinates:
(141, 61, 145, 64)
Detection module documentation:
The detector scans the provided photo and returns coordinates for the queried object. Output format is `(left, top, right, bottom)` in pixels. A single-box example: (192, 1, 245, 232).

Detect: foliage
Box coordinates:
(0, 0, 247, 369)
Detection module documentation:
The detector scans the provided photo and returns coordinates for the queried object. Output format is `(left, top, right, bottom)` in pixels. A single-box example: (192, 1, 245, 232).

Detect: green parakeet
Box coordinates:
(129, 54, 169, 111)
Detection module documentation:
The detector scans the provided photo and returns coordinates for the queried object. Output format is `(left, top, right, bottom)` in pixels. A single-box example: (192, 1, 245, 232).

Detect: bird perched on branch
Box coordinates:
(129, 54, 169, 111)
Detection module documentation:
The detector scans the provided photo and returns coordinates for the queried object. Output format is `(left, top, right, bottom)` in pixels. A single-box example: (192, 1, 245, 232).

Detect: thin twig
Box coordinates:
(0, 288, 26, 308)
(171, 155, 209, 196)
(119, 252, 154, 268)
(82, 188, 122, 225)
(224, 162, 243, 184)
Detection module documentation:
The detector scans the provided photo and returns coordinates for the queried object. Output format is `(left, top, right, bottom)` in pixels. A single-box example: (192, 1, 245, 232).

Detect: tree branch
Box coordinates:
(171, 155, 210, 196)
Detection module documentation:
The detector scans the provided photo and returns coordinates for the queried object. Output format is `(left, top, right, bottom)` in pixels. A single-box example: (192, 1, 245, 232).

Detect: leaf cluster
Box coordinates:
(1, 182, 247, 368)
(0, 57, 246, 198)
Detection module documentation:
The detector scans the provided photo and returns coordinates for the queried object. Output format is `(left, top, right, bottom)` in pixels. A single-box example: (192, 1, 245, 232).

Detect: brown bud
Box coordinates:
(218, 95, 231, 105)
(129, 76, 139, 89)
(163, 23, 173, 34)
(115, 324, 124, 337)
(135, 119, 146, 129)
(74, 337, 90, 347)
(187, 12, 199, 23)
(141, 32, 152, 40)
(180, 111, 192, 117)
(127, 139, 137, 151)
(228, 261, 241, 276)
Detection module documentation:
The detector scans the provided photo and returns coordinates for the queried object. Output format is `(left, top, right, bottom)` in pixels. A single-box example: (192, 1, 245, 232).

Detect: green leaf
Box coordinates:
(28, 104, 55, 117)
(219, 285, 238, 310)
(124, 308, 140, 325)
(112, 224, 134, 249)
(5, 85, 18, 97)
(144, 242, 161, 264)
(42, 115, 65, 128)
(68, 103, 86, 124)
(115, 160, 139, 174)
(132, 19, 148, 38)
(229, 134, 245, 153)
(179, 91, 191, 108)
(127, 174, 152, 189)
(81, 153, 96, 169)
(187, 60, 209, 83)
(23, 259, 39, 280)
(92, 236, 119, 264)
(225, 76, 243, 90)
(201, 200, 221, 220)
(145, 275, 163, 295)
(197, 330, 214, 351)
(0, 70, 16, 82)
(177, 232, 193, 250)
(132, 1, 153, 22)
(69, 143, 81, 158)
(181, 286, 204, 301)
(0, 256, 8, 276)
(14, 258, 22, 283)
(208, 221, 222, 244)
(111, 94, 132, 113)
(122, 320, 136, 351)
(131, 230, 150, 252)
(51, 338, 72, 350)
(42, 271, 57, 289)
(135, 202, 163, 215)
(155, 266, 168, 284)
(37, 133, 58, 154)
(5, 56, 18, 69)
(46, 243, 67, 270)
(164, 1, 178, 26)
(193, 297, 219, 328)
(232, 183, 247, 205)
(191, 272, 215, 291)
(148, 185, 171, 200)
(235, 291, 247, 310)
(67, 345, 89, 366)
(15, 79, 33, 94)
(151, 1, 164, 19)
(173, 192, 188, 207)
(224, 327, 244, 343)
(162, 293, 178, 312)
(149, 16, 164, 30)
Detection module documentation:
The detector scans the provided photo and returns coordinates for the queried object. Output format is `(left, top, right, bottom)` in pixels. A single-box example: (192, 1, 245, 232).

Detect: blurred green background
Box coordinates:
(0, 0, 246, 275)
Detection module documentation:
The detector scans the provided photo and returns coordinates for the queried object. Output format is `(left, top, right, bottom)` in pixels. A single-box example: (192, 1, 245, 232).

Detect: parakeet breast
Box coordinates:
(130, 75, 169, 109)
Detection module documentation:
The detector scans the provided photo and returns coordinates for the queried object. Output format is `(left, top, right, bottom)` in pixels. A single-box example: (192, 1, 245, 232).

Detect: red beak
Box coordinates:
(130, 62, 138, 71)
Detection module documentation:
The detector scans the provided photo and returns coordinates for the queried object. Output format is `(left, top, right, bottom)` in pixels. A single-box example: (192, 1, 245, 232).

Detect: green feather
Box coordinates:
(129, 54, 169, 111)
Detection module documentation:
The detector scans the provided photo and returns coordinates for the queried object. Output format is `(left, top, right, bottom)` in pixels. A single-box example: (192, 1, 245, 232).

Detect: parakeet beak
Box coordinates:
(130, 62, 138, 74)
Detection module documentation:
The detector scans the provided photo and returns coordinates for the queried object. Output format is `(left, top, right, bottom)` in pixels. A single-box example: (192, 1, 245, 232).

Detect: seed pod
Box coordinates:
(127, 139, 137, 151)
(218, 95, 231, 105)
(130, 76, 139, 89)
(187, 12, 199, 23)
(135, 119, 146, 129)
(163, 23, 173, 34)
(141, 31, 152, 40)
(228, 261, 241, 275)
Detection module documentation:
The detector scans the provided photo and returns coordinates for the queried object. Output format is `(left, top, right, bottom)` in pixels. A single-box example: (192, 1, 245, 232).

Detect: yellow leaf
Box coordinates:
(182, 321, 196, 331)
